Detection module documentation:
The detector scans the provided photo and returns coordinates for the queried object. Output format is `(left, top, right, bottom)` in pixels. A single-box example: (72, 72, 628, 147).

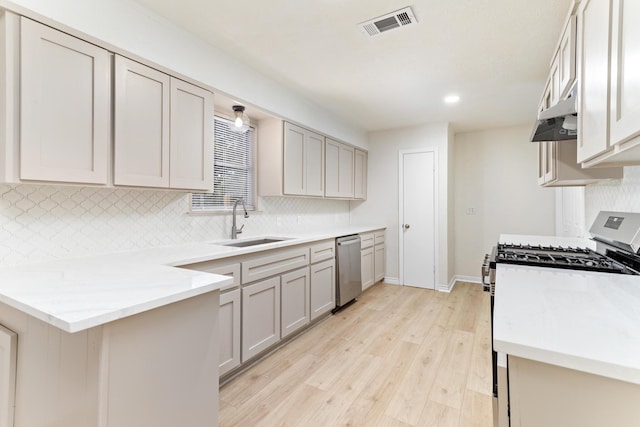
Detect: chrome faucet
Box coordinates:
(231, 198, 249, 239)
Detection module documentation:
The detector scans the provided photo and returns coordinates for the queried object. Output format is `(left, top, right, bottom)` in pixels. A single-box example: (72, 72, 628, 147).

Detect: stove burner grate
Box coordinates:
(495, 243, 637, 274)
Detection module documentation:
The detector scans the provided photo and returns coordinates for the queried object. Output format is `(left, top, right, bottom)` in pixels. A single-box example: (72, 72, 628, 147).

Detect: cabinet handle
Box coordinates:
(403, 224, 410, 229)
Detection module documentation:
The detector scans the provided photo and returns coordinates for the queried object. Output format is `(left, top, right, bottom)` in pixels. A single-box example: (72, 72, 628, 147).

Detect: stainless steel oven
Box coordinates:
(482, 210, 640, 427)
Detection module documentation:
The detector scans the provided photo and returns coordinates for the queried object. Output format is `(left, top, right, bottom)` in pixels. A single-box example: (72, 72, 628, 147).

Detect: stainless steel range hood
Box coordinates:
(530, 94, 578, 142)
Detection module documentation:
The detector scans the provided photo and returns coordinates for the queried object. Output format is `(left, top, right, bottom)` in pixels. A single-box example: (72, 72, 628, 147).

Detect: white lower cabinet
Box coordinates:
(242, 276, 281, 362)
(508, 355, 640, 426)
(280, 267, 310, 338)
(361, 246, 374, 290)
(374, 243, 385, 282)
(218, 289, 241, 377)
(310, 258, 335, 320)
(0, 324, 17, 427)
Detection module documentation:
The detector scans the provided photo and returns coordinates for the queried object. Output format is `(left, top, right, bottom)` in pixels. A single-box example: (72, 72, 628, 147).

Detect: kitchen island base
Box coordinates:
(508, 356, 640, 427)
(0, 291, 219, 427)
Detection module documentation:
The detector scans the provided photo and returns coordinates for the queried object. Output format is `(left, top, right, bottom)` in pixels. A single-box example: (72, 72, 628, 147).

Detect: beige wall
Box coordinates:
(350, 123, 453, 289)
(454, 125, 556, 278)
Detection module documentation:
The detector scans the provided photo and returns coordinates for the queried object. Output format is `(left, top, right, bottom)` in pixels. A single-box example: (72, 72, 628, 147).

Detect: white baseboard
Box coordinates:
(438, 279, 455, 293)
(382, 276, 400, 285)
(382, 276, 481, 291)
(455, 275, 481, 284)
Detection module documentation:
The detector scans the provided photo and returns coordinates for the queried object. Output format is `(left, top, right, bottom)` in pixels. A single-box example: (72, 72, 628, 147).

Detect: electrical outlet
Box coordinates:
(466, 207, 477, 215)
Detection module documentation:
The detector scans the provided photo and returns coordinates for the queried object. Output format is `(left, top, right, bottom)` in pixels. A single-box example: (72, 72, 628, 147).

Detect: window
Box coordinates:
(191, 116, 255, 212)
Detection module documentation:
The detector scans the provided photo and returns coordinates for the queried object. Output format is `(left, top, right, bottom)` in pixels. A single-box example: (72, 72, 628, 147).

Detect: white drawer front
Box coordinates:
(360, 233, 374, 249)
(310, 240, 335, 264)
(374, 230, 385, 245)
(242, 247, 310, 284)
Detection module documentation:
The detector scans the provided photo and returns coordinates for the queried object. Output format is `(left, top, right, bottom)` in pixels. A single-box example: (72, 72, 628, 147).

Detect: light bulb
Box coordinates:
(235, 116, 243, 127)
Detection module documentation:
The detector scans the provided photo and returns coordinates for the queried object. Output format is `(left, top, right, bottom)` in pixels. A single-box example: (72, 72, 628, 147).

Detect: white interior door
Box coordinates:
(400, 150, 436, 289)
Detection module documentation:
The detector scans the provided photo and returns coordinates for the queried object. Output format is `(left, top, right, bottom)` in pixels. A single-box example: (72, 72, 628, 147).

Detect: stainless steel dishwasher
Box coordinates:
(334, 235, 362, 311)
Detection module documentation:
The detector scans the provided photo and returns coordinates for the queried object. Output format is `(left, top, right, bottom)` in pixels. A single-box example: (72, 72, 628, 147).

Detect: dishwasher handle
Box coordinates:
(337, 239, 360, 247)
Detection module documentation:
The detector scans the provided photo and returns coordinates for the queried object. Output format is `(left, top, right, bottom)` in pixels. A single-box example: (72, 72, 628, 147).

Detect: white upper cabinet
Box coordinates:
(114, 55, 170, 188)
(304, 130, 325, 196)
(577, 0, 640, 166)
(114, 55, 213, 190)
(169, 78, 213, 191)
(577, 0, 612, 163)
(354, 148, 367, 200)
(282, 122, 324, 196)
(19, 17, 110, 184)
(282, 123, 305, 195)
(609, 0, 640, 147)
(325, 138, 355, 198)
(559, 15, 577, 99)
(259, 120, 328, 197)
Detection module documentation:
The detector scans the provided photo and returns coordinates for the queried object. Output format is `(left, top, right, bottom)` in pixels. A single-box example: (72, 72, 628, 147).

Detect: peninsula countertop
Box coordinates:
(493, 234, 640, 384)
(0, 226, 385, 333)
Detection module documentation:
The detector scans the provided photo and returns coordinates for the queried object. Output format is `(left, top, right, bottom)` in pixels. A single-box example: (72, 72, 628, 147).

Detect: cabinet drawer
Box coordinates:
(178, 261, 240, 292)
(374, 231, 385, 245)
(360, 233, 374, 249)
(242, 247, 310, 284)
(310, 240, 335, 264)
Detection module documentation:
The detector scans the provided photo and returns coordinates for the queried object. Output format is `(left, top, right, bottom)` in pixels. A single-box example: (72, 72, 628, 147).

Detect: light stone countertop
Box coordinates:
(493, 234, 640, 384)
(0, 226, 385, 333)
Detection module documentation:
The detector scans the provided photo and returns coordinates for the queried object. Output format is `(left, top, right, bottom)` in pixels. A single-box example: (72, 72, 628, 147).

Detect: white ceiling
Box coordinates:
(132, 0, 573, 133)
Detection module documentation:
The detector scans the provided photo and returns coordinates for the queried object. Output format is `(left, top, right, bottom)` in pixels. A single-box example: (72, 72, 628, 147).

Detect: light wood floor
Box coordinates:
(219, 281, 493, 427)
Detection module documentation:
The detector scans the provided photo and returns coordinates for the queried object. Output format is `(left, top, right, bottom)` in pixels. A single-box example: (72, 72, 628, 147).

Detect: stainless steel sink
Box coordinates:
(220, 237, 290, 248)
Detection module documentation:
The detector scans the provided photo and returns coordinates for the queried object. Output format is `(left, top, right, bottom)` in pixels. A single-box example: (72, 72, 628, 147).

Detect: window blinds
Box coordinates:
(191, 116, 255, 211)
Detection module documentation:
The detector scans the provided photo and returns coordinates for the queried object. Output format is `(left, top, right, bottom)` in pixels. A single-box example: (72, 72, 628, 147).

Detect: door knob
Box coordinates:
(403, 224, 410, 229)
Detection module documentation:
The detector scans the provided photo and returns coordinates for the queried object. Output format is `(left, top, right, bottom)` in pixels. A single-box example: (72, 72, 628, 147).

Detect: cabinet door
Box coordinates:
(543, 141, 557, 183)
(0, 325, 17, 427)
(283, 122, 306, 195)
(305, 131, 325, 196)
(20, 18, 110, 184)
(549, 55, 561, 106)
(374, 243, 385, 283)
(354, 149, 367, 200)
(325, 139, 355, 198)
(310, 259, 335, 320)
(325, 138, 341, 197)
(114, 55, 170, 187)
(169, 78, 214, 191)
(219, 289, 241, 377)
(281, 267, 310, 338)
(242, 277, 280, 362)
(577, 0, 612, 163)
(339, 144, 355, 198)
(609, 0, 640, 146)
(361, 247, 374, 291)
(559, 15, 577, 98)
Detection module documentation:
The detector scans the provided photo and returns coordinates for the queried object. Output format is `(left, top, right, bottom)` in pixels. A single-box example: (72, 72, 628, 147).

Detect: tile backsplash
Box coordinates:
(0, 184, 350, 267)
(585, 165, 640, 226)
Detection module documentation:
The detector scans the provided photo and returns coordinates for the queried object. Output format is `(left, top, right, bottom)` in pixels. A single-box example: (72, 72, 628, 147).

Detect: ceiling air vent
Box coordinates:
(359, 7, 417, 37)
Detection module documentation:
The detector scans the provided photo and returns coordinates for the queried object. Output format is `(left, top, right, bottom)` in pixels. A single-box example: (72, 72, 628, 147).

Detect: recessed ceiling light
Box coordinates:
(444, 95, 460, 104)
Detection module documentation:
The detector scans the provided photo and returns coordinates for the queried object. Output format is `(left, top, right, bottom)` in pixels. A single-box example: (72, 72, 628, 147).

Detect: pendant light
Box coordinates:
(231, 105, 250, 133)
